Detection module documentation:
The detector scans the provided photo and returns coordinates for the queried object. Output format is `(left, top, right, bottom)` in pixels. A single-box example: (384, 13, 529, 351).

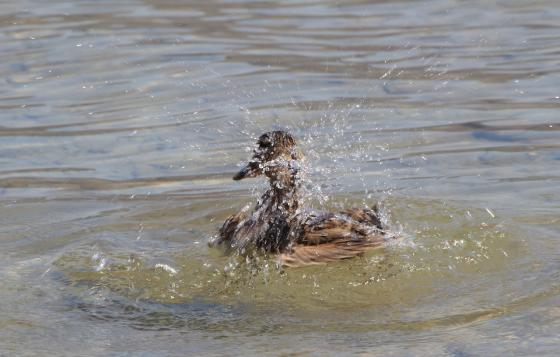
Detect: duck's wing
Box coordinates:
(339, 207, 384, 230)
(279, 212, 388, 267)
(279, 235, 386, 267)
(296, 212, 383, 245)
(213, 211, 248, 246)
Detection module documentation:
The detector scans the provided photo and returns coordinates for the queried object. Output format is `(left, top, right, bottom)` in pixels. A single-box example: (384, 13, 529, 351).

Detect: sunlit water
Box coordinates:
(1, 0, 560, 355)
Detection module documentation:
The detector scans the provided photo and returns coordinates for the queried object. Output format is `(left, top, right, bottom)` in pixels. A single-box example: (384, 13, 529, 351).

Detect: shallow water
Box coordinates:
(1, 0, 560, 355)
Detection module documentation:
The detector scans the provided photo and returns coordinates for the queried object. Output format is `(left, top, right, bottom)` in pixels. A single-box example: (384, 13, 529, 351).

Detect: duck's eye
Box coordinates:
(258, 136, 271, 148)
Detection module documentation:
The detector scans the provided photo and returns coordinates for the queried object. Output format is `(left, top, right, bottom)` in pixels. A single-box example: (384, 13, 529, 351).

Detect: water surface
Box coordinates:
(1, 0, 560, 355)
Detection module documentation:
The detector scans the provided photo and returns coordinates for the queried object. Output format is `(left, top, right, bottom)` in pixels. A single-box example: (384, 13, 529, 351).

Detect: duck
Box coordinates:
(213, 131, 395, 267)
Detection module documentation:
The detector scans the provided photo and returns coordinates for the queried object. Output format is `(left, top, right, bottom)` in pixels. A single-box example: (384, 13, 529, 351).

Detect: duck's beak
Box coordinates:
(233, 160, 261, 180)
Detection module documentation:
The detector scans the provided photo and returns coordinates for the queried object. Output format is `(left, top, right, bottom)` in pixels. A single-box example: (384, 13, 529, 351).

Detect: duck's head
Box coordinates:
(234, 131, 301, 186)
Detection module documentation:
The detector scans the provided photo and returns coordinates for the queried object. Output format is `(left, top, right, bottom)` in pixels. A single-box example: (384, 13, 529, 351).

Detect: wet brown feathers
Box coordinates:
(214, 131, 394, 267)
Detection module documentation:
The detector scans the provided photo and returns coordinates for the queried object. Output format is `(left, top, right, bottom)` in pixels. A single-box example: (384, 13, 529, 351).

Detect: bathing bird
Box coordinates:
(213, 131, 395, 267)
